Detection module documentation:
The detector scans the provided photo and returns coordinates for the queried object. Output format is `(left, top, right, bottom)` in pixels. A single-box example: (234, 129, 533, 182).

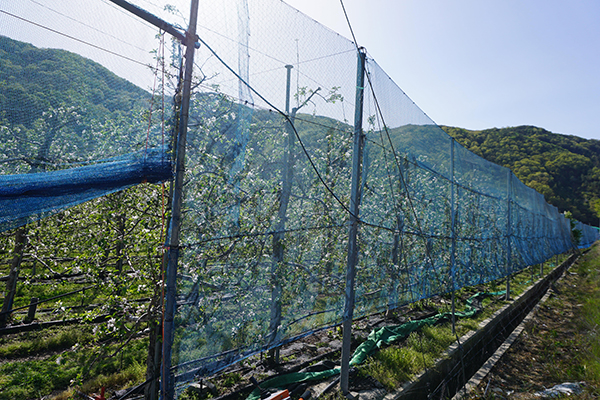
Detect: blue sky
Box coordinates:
(284, 0, 600, 140)
(3, 0, 599, 140)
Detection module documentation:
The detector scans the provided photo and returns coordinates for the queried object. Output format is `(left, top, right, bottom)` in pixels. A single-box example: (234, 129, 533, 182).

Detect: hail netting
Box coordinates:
(160, 0, 599, 393)
(1, 0, 597, 396)
(0, 0, 174, 231)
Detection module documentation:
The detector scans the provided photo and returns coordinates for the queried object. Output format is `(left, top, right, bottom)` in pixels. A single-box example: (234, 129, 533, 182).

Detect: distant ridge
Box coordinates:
(442, 125, 600, 226)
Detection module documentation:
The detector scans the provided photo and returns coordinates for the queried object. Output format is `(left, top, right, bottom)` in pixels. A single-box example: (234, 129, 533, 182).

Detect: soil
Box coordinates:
(197, 303, 443, 400)
(468, 266, 598, 399)
(201, 253, 600, 400)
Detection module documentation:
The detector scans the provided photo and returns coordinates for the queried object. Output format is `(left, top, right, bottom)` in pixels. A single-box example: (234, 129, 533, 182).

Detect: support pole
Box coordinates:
(25, 297, 38, 324)
(107, 0, 186, 42)
(268, 65, 295, 364)
(450, 138, 456, 335)
(162, 1, 199, 399)
(285, 65, 293, 114)
(506, 171, 512, 301)
(340, 47, 366, 396)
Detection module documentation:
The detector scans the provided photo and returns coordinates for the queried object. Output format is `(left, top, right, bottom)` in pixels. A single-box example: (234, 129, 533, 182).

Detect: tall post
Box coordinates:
(162, 1, 199, 399)
(450, 138, 457, 334)
(285, 65, 293, 114)
(340, 47, 366, 395)
(268, 64, 295, 364)
(505, 170, 512, 301)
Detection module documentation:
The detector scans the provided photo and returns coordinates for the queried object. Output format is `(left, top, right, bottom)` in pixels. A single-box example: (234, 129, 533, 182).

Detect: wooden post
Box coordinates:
(25, 297, 38, 323)
(0, 227, 27, 327)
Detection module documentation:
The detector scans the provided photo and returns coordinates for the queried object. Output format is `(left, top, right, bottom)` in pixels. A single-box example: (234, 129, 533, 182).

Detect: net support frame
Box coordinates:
(340, 47, 366, 395)
(162, 1, 199, 399)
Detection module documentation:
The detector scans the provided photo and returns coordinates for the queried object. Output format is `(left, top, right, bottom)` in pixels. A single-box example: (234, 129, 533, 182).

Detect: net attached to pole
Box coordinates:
(2, 0, 598, 397)
(168, 1, 599, 394)
(165, 0, 598, 394)
(0, 2, 175, 232)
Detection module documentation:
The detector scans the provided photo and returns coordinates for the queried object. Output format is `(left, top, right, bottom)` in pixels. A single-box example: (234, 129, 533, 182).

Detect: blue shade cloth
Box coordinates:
(0, 148, 171, 231)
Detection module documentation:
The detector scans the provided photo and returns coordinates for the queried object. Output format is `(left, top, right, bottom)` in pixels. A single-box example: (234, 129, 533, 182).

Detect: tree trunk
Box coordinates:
(145, 318, 162, 400)
(115, 212, 126, 295)
(0, 227, 27, 327)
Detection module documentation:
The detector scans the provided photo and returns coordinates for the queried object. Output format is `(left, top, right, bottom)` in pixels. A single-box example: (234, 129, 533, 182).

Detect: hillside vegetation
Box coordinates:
(442, 125, 600, 226)
(0, 35, 149, 128)
(0, 35, 159, 176)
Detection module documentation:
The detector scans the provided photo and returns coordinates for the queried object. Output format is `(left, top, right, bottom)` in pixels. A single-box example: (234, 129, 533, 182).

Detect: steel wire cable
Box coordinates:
(193, 35, 357, 221)
(337, 0, 442, 286)
(0, 9, 150, 68)
(27, 0, 150, 53)
(98, 0, 161, 30)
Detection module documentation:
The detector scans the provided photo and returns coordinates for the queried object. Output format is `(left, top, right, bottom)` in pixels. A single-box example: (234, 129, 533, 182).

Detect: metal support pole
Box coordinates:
(340, 47, 366, 396)
(506, 171, 512, 301)
(162, 1, 199, 399)
(285, 65, 293, 114)
(107, 0, 186, 42)
(450, 138, 456, 335)
(268, 65, 295, 364)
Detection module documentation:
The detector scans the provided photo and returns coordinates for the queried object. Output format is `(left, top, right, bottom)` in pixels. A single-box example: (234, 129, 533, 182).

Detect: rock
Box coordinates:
(356, 387, 386, 400)
(189, 380, 219, 397)
(534, 382, 585, 398)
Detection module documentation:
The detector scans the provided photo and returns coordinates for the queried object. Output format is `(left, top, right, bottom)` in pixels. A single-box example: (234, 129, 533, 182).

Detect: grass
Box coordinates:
(359, 255, 570, 392)
(361, 294, 497, 390)
(0, 251, 575, 399)
(574, 245, 600, 384)
(0, 356, 79, 400)
(458, 245, 600, 399)
(0, 326, 92, 359)
(0, 325, 148, 400)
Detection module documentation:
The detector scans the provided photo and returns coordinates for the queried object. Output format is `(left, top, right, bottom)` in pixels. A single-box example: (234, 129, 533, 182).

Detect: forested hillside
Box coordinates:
(442, 125, 600, 226)
(0, 36, 160, 176)
(0, 35, 149, 128)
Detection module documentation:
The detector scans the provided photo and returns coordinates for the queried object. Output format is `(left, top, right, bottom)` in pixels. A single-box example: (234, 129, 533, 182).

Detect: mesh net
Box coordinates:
(0, 1, 173, 230)
(168, 0, 598, 391)
(1, 0, 598, 396)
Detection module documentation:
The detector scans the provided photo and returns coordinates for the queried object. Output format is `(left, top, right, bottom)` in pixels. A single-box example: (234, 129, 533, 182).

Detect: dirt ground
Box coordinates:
(468, 260, 599, 399)
(183, 251, 600, 400)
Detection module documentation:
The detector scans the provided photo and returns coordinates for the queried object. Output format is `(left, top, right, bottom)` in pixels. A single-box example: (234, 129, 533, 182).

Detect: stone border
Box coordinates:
(380, 253, 578, 400)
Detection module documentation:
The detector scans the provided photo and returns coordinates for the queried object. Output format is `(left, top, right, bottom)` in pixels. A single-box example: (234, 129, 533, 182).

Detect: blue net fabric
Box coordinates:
(0, 4, 175, 232)
(170, 0, 598, 390)
(1, 0, 598, 395)
(0, 148, 171, 231)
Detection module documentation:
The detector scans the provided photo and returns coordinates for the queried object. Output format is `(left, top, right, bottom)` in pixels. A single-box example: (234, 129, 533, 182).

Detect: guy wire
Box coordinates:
(195, 35, 356, 220)
(338, 0, 440, 278)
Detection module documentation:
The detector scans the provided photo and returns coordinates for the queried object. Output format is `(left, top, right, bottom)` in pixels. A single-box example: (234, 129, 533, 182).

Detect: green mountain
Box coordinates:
(442, 125, 600, 226)
(3, 36, 598, 226)
(0, 35, 149, 128)
(0, 36, 157, 173)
